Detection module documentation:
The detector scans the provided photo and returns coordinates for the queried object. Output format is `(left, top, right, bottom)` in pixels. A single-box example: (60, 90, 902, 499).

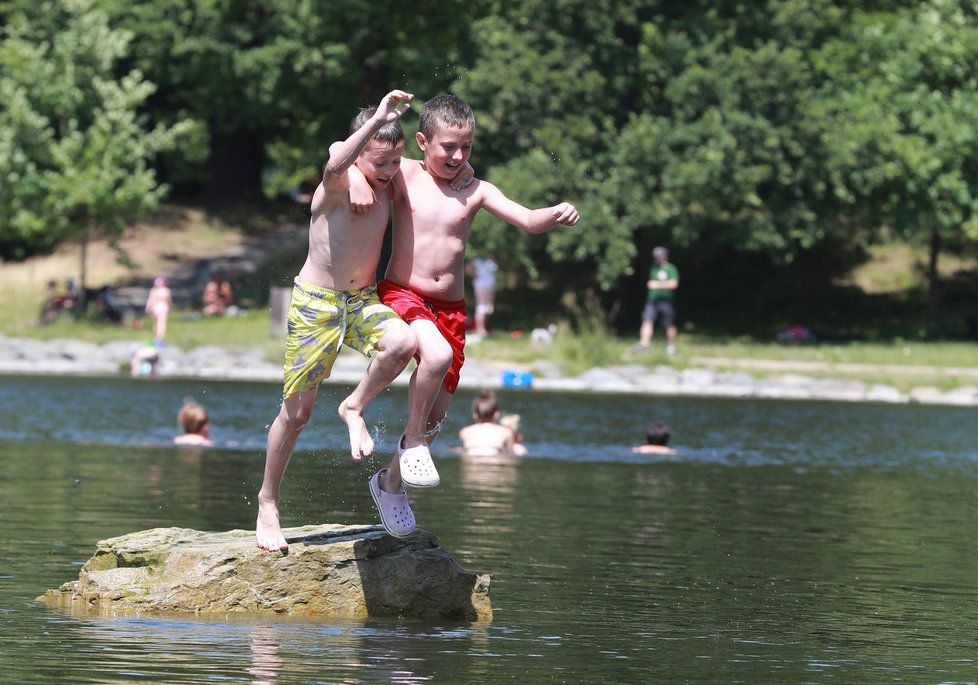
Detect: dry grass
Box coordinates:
(841, 243, 978, 294)
(0, 206, 247, 330)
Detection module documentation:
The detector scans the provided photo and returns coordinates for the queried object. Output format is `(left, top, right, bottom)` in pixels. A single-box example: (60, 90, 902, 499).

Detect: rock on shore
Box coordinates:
(2, 334, 976, 405)
(40, 524, 492, 621)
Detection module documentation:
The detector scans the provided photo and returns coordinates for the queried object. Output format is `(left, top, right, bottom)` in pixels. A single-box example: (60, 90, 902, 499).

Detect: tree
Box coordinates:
(102, 0, 488, 202)
(817, 0, 978, 333)
(0, 0, 190, 295)
(458, 0, 860, 297)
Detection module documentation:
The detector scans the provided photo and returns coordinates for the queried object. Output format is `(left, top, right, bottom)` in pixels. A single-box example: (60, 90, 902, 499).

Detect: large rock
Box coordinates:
(40, 524, 492, 621)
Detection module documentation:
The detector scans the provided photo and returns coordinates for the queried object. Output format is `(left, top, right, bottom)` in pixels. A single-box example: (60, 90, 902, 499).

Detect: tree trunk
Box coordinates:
(926, 225, 941, 335)
(201, 126, 265, 205)
(78, 223, 91, 313)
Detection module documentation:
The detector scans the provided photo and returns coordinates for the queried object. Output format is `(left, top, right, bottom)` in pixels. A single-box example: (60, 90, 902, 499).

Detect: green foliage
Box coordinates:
(3, 0, 978, 339)
(0, 0, 190, 260)
(548, 291, 624, 374)
(101, 0, 489, 197)
(819, 1, 978, 240)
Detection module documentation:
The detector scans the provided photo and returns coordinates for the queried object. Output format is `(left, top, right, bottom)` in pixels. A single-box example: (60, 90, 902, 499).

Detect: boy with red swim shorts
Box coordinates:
(353, 93, 579, 504)
(378, 281, 467, 395)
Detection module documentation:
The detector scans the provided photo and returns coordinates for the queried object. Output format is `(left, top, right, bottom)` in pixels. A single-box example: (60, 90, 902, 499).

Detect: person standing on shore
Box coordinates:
(145, 277, 173, 343)
(636, 246, 679, 355)
(469, 255, 497, 339)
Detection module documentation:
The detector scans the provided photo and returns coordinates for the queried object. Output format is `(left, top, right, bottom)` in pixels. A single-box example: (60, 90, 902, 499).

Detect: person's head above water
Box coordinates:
(178, 400, 210, 436)
(471, 388, 499, 422)
(645, 421, 671, 446)
(499, 413, 521, 435)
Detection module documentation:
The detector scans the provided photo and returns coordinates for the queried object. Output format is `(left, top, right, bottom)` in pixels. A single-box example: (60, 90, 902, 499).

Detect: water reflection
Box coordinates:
(458, 453, 520, 492)
(248, 624, 282, 684)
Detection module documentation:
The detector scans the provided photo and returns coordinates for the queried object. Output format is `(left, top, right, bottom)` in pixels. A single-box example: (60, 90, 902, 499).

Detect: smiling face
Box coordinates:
(416, 121, 474, 181)
(356, 139, 405, 189)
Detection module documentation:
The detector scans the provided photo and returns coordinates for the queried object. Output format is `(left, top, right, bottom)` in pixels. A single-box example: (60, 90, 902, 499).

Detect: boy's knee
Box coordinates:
(280, 403, 313, 433)
(419, 338, 453, 372)
(380, 326, 417, 360)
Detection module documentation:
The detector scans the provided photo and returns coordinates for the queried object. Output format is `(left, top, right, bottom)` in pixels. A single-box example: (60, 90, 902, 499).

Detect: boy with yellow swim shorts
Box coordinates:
(255, 90, 421, 552)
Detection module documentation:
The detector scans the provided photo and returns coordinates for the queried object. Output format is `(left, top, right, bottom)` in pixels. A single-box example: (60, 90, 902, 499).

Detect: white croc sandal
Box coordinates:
(369, 470, 416, 538)
(397, 434, 440, 488)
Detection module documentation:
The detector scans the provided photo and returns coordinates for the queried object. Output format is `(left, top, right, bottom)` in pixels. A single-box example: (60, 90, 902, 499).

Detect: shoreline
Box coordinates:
(2, 334, 977, 407)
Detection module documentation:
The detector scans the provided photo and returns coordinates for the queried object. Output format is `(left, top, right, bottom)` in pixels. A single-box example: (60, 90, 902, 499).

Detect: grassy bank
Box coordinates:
(2, 204, 976, 394)
(3, 304, 976, 392)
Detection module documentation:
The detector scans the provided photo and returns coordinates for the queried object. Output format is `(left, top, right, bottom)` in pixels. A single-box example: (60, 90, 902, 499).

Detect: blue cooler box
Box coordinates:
(501, 370, 534, 388)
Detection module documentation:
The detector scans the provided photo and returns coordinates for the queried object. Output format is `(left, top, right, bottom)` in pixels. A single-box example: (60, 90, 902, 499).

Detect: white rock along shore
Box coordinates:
(0, 335, 976, 407)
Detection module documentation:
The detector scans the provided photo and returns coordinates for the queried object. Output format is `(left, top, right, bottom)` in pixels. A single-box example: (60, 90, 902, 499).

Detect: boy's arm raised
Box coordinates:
(479, 182, 580, 233)
(322, 89, 413, 189)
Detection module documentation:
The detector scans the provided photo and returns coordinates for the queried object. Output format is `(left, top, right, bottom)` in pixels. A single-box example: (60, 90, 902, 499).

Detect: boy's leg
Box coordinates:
(424, 386, 455, 445)
(338, 321, 416, 459)
(474, 286, 493, 335)
(638, 319, 653, 347)
(153, 314, 163, 340)
(256, 388, 318, 552)
(385, 331, 455, 493)
(637, 301, 654, 348)
(660, 301, 677, 354)
(402, 319, 453, 451)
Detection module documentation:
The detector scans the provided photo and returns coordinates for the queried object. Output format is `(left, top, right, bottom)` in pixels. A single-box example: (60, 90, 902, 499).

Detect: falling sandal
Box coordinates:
(397, 434, 440, 488)
(369, 469, 416, 538)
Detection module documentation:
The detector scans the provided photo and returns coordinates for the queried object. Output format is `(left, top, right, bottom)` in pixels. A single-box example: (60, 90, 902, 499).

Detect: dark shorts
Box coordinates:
(379, 279, 467, 394)
(642, 300, 675, 328)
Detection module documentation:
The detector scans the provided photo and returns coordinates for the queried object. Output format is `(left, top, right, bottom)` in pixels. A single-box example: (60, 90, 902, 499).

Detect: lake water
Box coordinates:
(1, 374, 977, 683)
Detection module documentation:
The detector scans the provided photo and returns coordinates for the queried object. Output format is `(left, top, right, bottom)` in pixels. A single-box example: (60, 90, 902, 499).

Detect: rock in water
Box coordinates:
(40, 524, 492, 621)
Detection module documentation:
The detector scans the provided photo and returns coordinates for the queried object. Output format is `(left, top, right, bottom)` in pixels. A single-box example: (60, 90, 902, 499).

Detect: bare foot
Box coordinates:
(256, 498, 288, 552)
(338, 398, 374, 460)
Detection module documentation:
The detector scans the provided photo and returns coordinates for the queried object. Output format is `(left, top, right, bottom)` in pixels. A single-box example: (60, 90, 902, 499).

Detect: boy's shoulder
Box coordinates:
(401, 157, 487, 188)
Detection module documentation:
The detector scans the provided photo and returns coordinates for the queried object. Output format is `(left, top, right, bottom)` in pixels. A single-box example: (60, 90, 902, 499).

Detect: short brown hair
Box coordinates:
(471, 388, 498, 421)
(178, 401, 209, 435)
(349, 107, 405, 146)
(418, 94, 474, 139)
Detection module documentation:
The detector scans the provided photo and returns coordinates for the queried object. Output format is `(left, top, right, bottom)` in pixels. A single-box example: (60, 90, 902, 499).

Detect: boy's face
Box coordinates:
(416, 121, 473, 181)
(356, 139, 405, 189)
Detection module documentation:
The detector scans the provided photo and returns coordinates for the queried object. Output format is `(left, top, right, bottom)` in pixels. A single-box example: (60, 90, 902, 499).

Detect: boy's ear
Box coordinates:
(415, 131, 428, 150)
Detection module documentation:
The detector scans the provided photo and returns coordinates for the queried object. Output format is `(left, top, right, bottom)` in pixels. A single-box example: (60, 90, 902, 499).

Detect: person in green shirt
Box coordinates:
(636, 246, 679, 355)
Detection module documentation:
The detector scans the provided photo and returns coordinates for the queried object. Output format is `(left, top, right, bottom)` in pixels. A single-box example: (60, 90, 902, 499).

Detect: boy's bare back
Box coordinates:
(459, 421, 515, 455)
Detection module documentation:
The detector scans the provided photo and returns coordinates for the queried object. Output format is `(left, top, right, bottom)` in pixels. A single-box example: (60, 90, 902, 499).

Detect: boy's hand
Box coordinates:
(449, 161, 475, 191)
(347, 164, 376, 213)
(377, 89, 414, 123)
(551, 202, 580, 226)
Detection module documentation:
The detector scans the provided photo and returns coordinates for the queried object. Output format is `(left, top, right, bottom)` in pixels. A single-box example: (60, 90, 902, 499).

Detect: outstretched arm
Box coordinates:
(322, 89, 412, 188)
(479, 182, 580, 234)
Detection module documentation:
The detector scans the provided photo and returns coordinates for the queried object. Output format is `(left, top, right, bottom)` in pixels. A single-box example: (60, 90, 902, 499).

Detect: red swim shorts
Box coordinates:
(379, 279, 467, 393)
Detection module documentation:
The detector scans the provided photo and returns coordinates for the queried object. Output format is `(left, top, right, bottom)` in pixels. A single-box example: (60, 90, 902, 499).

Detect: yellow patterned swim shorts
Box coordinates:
(282, 278, 408, 398)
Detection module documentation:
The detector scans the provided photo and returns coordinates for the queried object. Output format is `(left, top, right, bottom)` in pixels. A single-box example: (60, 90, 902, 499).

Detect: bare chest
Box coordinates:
(401, 180, 477, 237)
